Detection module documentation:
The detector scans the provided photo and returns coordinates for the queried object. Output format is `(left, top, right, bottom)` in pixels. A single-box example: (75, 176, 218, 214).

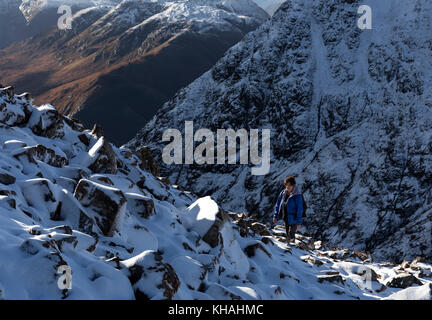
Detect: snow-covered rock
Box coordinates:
(120, 250, 180, 299)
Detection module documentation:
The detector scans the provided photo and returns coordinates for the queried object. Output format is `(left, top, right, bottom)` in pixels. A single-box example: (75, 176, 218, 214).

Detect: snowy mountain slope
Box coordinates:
(0, 0, 269, 145)
(128, 0, 432, 263)
(0, 84, 431, 299)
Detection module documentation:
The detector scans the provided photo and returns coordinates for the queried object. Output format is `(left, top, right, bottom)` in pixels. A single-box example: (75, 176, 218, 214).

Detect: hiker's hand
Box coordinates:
(297, 225, 301, 230)
(273, 218, 277, 224)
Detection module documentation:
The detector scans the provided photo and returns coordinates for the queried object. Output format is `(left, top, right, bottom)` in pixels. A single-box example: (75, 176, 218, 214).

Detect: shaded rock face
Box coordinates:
(244, 242, 272, 258)
(88, 138, 118, 175)
(386, 274, 424, 289)
(317, 274, 345, 285)
(129, 0, 432, 263)
(0, 173, 16, 185)
(202, 209, 231, 248)
(135, 146, 159, 177)
(14, 144, 68, 168)
(74, 179, 126, 236)
(121, 250, 181, 300)
(125, 193, 155, 219)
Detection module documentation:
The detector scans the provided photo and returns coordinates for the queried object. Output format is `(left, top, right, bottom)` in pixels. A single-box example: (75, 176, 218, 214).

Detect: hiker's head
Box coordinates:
(284, 176, 296, 193)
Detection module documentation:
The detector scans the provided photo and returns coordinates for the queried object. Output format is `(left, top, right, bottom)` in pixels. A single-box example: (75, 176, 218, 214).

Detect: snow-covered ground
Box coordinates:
(0, 86, 431, 299)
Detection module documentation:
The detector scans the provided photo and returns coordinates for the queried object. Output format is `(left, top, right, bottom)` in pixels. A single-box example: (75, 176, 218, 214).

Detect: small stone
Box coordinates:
(0, 173, 16, 185)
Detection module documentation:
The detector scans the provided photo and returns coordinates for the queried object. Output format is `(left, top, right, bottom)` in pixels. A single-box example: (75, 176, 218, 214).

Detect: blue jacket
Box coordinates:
(273, 185, 303, 225)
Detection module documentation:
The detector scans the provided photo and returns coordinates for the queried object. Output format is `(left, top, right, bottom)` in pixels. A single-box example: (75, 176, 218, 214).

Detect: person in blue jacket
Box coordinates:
(273, 176, 303, 242)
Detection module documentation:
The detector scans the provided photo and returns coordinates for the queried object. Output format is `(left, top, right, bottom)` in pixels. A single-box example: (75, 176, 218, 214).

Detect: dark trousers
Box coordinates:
(285, 221, 297, 241)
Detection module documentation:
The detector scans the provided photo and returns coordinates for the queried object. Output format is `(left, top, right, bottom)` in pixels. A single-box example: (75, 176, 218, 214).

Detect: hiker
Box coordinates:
(273, 176, 303, 242)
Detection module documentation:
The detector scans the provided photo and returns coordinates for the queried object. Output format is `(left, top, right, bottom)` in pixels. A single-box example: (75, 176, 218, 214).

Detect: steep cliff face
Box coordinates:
(0, 0, 269, 145)
(128, 0, 432, 263)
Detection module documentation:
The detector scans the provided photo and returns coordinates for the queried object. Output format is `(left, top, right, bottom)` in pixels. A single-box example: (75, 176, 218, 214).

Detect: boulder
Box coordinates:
(136, 176, 170, 201)
(0, 195, 16, 209)
(194, 254, 220, 274)
(244, 241, 272, 258)
(170, 256, 207, 291)
(88, 137, 118, 174)
(352, 250, 371, 262)
(90, 175, 114, 186)
(0, 86, 14, 101)
(14, 144, 68, 168)
(90, 124, 104, 138)
(120, 250, 180, 300)
(400, 260, 411, 269)
(17, 92, 32, 103)
(250, 222, 271, 236)
(28, 104, 65, 139)
(301, 255, 324, 266)
(202, 209, 230, 249)
(261, 237, 274, 246)
(74, 179, 126, 236)
(182, 197, 230, 249)
(19, 178, 60, 221)
(135, 146, 160, 176)
(78, 133, 90, 147)
(297, 240, 315, 251)
(0, 172, 16, 185)
(317, 273, 345, 284)
(233, 217, 249, 237)
(386, 273, 424, 289)
(0, 88, 31, 126)
(125, 193, 155, 219)
(0, 103, 18, 125)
